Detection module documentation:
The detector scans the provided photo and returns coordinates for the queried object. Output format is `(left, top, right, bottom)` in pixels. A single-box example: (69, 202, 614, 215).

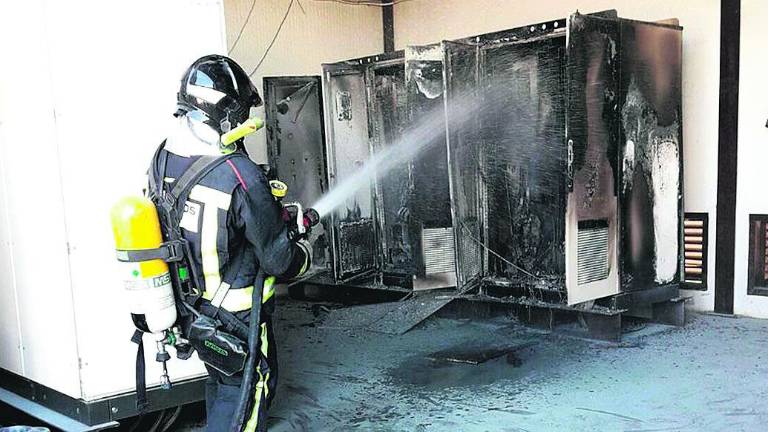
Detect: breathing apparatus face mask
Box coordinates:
(185, 110, 221, 148)
(184, 107, 262, 155)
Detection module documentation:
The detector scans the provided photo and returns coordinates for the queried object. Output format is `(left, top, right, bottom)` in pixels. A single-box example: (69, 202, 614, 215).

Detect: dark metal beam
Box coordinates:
(0, 368, 205, 427)
(714, 0, 740, 314)
(382, 0, 394, 52)
(0, 388, 118, 431)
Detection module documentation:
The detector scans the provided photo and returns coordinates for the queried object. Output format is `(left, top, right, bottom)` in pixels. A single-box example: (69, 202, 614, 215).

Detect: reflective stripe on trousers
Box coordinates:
(243, 277, 276, 432)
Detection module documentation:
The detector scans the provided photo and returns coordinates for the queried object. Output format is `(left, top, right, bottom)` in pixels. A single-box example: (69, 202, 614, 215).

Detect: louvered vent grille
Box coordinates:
(422, 228, 456, 274)
(748, 215, 768, 296)
(683, 213, 707, 290)
(577, 220, 609, 285)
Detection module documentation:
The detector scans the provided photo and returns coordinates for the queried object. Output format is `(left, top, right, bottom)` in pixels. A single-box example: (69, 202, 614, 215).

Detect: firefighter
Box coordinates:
(156, 55, 311, 432)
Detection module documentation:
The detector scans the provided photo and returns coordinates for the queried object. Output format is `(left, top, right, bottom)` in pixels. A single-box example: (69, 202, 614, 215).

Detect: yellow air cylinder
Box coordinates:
(110, 196, 177, 333)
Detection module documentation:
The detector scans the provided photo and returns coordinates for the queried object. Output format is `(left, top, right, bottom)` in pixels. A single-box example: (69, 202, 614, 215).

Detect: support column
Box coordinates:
(714, 0, 740, 314)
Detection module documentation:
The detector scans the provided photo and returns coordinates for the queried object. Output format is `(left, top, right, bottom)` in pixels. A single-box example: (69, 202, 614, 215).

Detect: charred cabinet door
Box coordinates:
(322, 67, 377, 281)
(264, 76, 328, 270)
(406, 44, 457, 289)
(443, 41, 484, 290)
(565, 13, 621, 304)
(616, 19, 683, 291)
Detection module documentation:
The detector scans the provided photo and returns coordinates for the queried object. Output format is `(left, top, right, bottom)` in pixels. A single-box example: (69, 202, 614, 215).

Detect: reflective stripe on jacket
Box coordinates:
(161, 149, 307, 312)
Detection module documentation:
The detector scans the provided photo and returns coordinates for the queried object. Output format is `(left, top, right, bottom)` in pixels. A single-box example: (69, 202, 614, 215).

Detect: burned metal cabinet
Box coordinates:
(444, 12, 683, 309)
(264, 76, 330, 270)
(321, 49, 456, 289)
(567, 13, 684, 304)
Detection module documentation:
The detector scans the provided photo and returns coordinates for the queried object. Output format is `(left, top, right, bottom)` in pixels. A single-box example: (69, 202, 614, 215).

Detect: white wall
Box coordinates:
(394, 0, 721, 312)
(0, 0, 82, 398)
(0, 0, 383, 401)
(734, 1, 768, 318)
(223, 0, 384, 162)
(0, 0, 229, 400)
(52, 0, 231, 400)
(0, 117, 22, 377)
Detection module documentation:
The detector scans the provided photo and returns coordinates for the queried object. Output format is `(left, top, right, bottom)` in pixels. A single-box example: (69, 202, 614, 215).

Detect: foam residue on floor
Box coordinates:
(248, 303, 768, 432)
(166, 303, 768, 432)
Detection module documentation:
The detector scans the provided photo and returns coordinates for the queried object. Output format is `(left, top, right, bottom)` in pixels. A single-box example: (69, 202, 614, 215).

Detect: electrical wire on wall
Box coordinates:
(226, 0, 296, 72)
(229, 0, 410, 75)
(228, 0, 257, 55)
(248, 0, 295, 77)
(309, 0, 412, 6)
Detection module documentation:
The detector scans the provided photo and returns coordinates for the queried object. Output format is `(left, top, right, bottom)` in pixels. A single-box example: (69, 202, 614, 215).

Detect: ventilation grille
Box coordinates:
(422, 227, 456, 275)
(683, 213, 708, 290)
(762, 224, 768, 282)
(577, 220, 609, 285)
(748, 215, 768, 296)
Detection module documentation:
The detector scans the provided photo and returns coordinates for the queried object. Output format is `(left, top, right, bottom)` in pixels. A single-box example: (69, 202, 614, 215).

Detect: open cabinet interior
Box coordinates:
(405, 45, 455, 289)
(264, 76, 330, 271)
(479, 31, 568, 289)
(444, 25, 570, 299)
(614, 18, 683, 293)
(368, 59, 411, 278)
(320, 49, 456, 290)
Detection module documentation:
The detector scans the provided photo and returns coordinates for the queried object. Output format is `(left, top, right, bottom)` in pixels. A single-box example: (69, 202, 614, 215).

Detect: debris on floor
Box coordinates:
(427, 340, 538, 365)
(321, 294, 454, 335)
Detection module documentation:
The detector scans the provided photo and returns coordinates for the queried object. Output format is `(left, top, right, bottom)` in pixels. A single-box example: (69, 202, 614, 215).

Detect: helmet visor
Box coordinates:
(188, 58, 262, 109)
(178, 55, 263, 135)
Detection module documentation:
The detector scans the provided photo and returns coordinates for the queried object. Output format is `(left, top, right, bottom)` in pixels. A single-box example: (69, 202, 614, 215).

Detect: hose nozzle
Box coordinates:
(282, 204, 320, 240)
(303, 208, 320, 230)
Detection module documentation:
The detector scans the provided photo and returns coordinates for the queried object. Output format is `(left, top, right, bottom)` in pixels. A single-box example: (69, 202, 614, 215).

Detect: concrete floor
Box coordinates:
(172, 298, 768, 432)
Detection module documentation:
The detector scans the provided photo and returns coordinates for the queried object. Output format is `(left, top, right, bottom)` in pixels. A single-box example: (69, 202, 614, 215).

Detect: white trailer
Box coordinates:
(0, 1, 227, 429)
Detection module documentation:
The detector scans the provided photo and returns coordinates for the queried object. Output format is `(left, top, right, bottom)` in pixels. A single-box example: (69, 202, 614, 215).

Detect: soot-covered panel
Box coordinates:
(617, 20, 683, 290)
(565, 13, 621, 304)
(443, 41, 484, 289)
(481, 37, 567, 282)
